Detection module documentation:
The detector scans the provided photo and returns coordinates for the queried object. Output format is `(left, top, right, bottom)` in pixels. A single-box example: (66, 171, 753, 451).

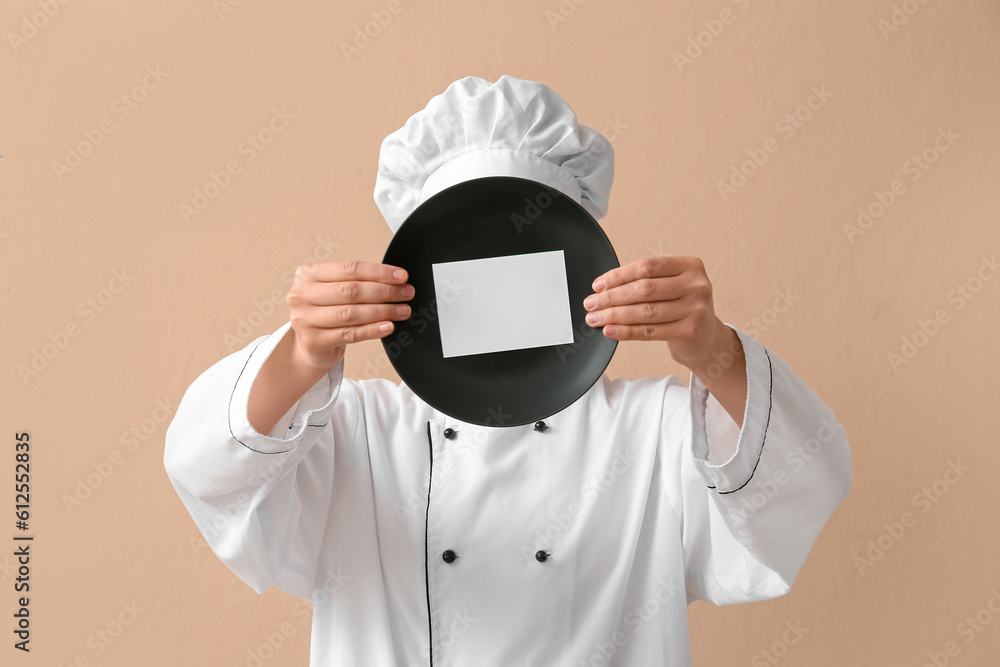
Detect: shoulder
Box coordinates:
(572, 372, 690, 429)
(341, 374, 440, 431)
(588, 371, 689, 407)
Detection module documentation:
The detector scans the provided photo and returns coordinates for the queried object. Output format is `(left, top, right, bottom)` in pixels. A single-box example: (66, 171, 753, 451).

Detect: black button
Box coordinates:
(443, 427, 456, 439)
(534, 420, 547, 432)
(442, 550, 457, 564)
(535, 550, 549, 563)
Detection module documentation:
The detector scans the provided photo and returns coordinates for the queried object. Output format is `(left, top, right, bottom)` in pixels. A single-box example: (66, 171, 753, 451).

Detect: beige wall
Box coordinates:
(3, 0, 999, 664)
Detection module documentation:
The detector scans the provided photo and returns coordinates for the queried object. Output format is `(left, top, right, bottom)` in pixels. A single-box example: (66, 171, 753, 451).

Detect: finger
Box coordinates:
(306, 280, 415, 306)
(313, 320, 399, 348)
(592, 256, 695, 292)
(302, 303, 411, 329)
(584, 277, 688, 310)
(584, 300, 688, 328)
(599, 321, 690, 342)
(301, 260, 409, 285)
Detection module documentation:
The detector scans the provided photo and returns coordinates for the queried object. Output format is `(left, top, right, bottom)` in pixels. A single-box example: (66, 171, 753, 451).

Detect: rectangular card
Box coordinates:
(431, 250, 575, 358)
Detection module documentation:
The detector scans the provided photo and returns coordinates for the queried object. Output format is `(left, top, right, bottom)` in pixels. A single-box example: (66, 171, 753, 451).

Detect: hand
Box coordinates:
(583, 255, 730, 372)
(285, 260, 414, 372)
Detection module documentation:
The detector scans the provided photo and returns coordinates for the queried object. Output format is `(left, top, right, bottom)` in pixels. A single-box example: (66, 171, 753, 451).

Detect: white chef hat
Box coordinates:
(374, 75, 614, 233)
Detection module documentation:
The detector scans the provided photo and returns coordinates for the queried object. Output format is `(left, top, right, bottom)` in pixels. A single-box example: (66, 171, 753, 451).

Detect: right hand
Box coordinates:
(286, 260, 414, 372)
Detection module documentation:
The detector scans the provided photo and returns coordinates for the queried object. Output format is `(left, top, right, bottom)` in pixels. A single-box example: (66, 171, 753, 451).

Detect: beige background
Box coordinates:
(3, 0, 999, 665)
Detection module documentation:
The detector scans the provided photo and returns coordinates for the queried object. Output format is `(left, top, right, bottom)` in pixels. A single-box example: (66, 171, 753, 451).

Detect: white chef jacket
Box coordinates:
(163, 321, 851, 666)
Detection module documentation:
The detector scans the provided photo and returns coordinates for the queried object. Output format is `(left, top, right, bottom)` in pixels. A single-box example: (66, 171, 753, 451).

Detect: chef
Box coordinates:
(164, 75, 852, 666)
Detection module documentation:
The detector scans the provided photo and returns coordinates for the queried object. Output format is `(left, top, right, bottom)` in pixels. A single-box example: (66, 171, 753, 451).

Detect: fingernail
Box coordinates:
(396, 305, 409, 316)
(585, 311, 600, 325)
(402, 285, 415, 298)
(393, 269, 406, 280)
(592, 279, 606, 291)
(604, 326, 618, 337)
(380, 322, 393, 332)
(584, 295, 597, 309)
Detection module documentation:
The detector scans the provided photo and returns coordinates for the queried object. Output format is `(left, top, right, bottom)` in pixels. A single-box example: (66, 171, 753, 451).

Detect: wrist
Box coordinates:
(687, 319, 743, 381)
(284, 329, 342, 381)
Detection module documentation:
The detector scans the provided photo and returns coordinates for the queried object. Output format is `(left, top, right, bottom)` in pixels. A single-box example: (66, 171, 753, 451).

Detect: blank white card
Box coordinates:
(431, 250, 574, 358)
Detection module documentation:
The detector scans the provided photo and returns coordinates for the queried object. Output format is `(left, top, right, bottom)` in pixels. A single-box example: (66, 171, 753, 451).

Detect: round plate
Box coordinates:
(381, 176, 619, 427)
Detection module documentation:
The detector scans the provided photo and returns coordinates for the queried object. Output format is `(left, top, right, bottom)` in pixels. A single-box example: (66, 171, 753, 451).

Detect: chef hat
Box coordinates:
(374, 75, 614, 233)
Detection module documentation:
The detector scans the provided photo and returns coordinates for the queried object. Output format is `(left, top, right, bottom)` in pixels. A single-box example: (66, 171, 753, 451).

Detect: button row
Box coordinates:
(441, 421, 548, 439)
(440, 549, 551, 563)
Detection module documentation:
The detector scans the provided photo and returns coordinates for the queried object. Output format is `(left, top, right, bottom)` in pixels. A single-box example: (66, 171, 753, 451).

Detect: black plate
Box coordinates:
(381, 176, 619, 427)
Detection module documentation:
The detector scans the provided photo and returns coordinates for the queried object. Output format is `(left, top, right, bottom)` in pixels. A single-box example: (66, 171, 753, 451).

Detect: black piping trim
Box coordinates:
(717, 348, 773, 495)
(423, 420, 435, 666)
(228, 333, 329, 454)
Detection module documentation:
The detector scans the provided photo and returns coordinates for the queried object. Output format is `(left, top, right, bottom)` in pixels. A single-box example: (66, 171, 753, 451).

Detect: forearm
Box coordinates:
(247, 328, 338, 435)
(688, 320, 747, 428)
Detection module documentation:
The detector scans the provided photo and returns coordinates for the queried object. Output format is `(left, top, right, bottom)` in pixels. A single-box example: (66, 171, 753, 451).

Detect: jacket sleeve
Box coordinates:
(163, 322, 359, 600)
(666, 324, 852, 606)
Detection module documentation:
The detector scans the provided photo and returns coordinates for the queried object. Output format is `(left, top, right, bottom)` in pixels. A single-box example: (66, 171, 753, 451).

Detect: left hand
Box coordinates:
(583, 255, 730, 372)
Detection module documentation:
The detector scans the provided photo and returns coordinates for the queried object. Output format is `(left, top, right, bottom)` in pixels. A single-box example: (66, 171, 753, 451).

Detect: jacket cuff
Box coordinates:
(690, 324, 773, 493)
(228, 322, 345, 454)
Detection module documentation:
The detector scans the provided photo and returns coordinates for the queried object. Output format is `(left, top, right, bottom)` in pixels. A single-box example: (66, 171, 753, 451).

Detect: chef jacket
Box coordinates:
(163, 321, 852, 666)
